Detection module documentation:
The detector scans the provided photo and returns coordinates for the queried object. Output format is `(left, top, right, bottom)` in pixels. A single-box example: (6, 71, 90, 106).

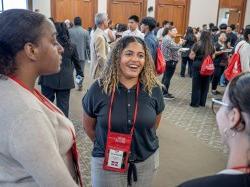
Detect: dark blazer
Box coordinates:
(39, 43, 83, 90)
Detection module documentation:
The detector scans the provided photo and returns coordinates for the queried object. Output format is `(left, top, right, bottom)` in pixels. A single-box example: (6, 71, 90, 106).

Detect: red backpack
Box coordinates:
(200, 55, 214, 76)
(224, 43, 245, 81)
(156, 47, 166, 75)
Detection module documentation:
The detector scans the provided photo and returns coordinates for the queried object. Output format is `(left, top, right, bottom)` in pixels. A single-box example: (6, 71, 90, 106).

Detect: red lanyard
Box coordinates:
(9, 76, 83, 186)
(231, 166, 250, 173)
(108, 82, 140, 136)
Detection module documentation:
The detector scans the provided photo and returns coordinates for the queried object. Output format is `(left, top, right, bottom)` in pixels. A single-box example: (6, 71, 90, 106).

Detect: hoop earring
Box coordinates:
(223, 128, 237, 138)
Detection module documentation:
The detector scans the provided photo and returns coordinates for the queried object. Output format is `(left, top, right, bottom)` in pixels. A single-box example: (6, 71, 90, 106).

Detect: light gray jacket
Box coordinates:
(69, 26, 90, 61)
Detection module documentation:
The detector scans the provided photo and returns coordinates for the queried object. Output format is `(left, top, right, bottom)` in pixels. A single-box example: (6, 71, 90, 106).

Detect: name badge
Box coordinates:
(107, 149, 124, 169)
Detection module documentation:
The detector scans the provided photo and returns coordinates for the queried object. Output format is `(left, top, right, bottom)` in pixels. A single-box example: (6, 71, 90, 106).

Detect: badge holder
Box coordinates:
(103, 131, 132, 172)
(103, 82, 139, 173)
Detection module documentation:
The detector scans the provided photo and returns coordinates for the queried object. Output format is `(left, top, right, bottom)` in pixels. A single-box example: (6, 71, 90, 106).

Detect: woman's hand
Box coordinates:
(189, 50, 196, 60)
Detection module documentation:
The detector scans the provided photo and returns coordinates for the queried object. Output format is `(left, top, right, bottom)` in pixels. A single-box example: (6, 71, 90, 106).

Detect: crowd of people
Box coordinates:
(0, 8, 250, 187)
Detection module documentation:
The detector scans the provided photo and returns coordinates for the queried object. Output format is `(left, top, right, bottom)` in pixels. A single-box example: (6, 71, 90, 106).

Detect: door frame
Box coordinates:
(155, 0, 191, 34)
(107, 0, 148, 21)
(51, 0, 98, 26)
(217, 0, 247, 31)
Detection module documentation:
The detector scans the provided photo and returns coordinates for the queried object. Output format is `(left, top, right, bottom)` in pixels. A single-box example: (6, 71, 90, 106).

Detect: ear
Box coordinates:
(228, 108, 241, 129)
(23, 42, 39, 61)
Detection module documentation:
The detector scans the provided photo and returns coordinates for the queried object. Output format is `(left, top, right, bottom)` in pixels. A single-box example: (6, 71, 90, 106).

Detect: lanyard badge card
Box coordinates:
(103, 83, 139, 173)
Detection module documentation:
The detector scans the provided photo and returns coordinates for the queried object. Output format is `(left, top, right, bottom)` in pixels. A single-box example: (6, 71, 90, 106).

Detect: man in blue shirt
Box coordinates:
(140, 17, 158, 64)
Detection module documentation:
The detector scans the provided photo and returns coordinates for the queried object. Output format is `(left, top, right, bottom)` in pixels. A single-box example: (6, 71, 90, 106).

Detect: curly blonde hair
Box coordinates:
(99, 36, 162, 95)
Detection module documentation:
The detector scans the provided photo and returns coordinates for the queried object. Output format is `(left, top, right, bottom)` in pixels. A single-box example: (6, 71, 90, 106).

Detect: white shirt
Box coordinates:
(122, 29, 144, 39)
(157, 27, 164, 41)
(235, 40, 250, 72)
(217, 169, 244, 175)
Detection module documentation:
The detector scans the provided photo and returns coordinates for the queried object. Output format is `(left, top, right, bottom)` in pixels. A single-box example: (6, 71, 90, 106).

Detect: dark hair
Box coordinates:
(100, 36, 160, 95)
(117, 24, 127, 32)
(228, 73, 250, 131)
(185, 26, 197, 43)
(140, 17, 156, 31)
(230, 24, 236, 31)
(209, 23, 215, 30)
(54, 22, 71, 49)
(199, 30, 214, 57)
(128, 15, 139, 23)
(219, 23, 227, 30)
(202, 24, 207, 28)
(74, 16, 82, 26)
(162, 26, 175, 37)
(0, 9, 47, 76)
(162, 20, 170, 27)
(244, 25, 250, 41)
(211, 26, 219, 32)
(170, 21, 174, 26)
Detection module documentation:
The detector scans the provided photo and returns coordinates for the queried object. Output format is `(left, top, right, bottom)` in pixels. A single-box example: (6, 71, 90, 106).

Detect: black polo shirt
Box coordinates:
(82, 80, 165, 162)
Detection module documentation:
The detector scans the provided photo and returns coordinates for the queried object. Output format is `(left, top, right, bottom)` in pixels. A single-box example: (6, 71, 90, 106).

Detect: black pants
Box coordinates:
(180, 57, 193, 77)
(191, 69, 210, 107)
(41, 86, 70, 117)
(211, 66, 225, 90)
(162, 60, 177, 95)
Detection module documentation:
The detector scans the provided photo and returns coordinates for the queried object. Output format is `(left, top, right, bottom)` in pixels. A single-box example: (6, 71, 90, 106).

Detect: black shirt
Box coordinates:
(82, 81, 165, 162)
(214, 42, 228, 66)
(178, 173, 250, 187)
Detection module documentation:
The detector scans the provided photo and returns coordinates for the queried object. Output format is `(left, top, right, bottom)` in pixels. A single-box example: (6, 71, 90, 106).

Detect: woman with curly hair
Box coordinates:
(82, 36, 165, 187)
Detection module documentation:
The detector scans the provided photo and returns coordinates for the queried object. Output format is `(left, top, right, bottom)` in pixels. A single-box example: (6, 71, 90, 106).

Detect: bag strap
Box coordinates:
(236, 42, 246, 53)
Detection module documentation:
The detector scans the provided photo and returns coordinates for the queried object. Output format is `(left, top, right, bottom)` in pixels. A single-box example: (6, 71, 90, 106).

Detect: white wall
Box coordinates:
(98, 0, 107, 13)
(147, 0, 155, 17)
(244, 0, 250, 26)
(32, 0, 51, 17)
(189, 0, 219, 28)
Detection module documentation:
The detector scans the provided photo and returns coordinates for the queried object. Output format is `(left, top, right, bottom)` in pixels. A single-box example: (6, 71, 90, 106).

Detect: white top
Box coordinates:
(122, 29, 144, 39)
(235, 40, 250, 72)
(0, 77, 78, 186)
(157, 27, 164, 40)
(217, 169, 244, 175)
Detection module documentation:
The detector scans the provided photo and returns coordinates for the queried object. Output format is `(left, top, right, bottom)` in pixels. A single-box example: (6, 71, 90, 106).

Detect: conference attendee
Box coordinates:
(140, 16, 158, 63)
(122, 15, 144, 39)
(39, 22, 83, 117)
(69, 16, 90, 90)
(82, 36, 165, 187)
(189, 30, 214, 107)
(161, 26, 183, 100)
(211, 32, 228, 95)
(0, 9, 81, 186)
(90, 13, 109, 80)
(180, 26, 197, 77)
(156, 20, 170, 42)
(234, 25, 250, 72)
(179, 72, 250, 187)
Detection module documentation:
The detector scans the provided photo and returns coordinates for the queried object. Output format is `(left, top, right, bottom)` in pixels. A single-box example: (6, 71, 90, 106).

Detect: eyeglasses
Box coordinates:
(211, 98, 230, 114)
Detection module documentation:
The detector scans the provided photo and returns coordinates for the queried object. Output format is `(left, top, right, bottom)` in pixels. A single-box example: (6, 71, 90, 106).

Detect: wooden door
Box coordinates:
(218, 0, 247, 31)
(72, 0, 97, 29)
(155, 0, 190, 35)
(228, 9, 241, 30)
(51, 0, 97, 28)
(107, 0, 147, 25)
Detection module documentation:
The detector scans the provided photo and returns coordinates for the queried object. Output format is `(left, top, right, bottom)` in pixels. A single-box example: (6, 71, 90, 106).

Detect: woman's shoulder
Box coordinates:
(178, 173, 250, 187)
